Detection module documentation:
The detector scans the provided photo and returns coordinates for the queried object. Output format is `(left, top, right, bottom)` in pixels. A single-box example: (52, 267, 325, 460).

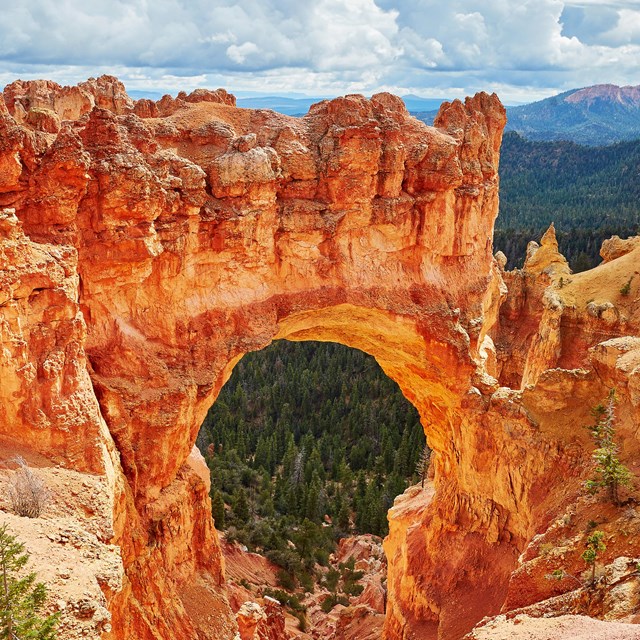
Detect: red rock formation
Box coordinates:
(0, 75, 639, 640)
(222, 538, 280, 591)
(334, 605, 385, 640)
(565, 83, 640, 107)
(333, 535, 387, 615)
(235, 598, 288, 640)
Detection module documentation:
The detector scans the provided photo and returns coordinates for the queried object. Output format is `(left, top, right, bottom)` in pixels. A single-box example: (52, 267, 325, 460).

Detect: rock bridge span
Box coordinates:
(3, 77, 635, 640)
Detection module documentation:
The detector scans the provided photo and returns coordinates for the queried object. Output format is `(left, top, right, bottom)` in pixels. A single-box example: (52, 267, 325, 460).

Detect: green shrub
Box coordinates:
(320, 594, 349, 613)
(263, 589, 306, 612)
(298, 571, 314, 594)
(323, 568, 340, 593)
(293, 611, 307, 632)
(620, 278, 633, 296)
(343, 581, 364, 597)
(0, 524, 59, 640)
(582, 530, 606, 585)
(275, 569, 297, 591)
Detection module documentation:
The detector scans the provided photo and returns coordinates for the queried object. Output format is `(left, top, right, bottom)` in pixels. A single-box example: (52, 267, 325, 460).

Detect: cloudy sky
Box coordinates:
(1, 0, 639, 104)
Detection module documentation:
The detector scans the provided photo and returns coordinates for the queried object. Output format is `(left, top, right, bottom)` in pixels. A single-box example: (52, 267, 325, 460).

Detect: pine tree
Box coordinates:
(281, 435, 297, 479)
(235, 422, 247, 461)
(232, 488, 250, 523)
(0, 524, 59, 640)
(381, 430, 395, 474)
(585, 390, 633, 505)
(582, 530, 606, 586)
(305, 473, 324, 522)
(253, 436, 270, 473)
(394, 429, 411, 477)
(211, 490, 226, 529)
(304, 448, 324, 483)
(336, 493, 351, 533)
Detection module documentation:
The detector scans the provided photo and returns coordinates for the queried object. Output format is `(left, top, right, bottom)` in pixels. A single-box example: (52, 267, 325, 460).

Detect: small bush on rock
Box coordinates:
(7, 457, 50, 519)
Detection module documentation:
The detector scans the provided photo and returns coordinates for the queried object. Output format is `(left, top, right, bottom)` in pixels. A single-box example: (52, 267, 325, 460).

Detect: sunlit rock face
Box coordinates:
(1, 76, 639, 640)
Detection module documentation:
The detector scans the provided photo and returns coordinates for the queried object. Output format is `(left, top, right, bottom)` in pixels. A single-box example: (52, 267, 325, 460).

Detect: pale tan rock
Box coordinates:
(334, 605, 384, 640)
(334, 534, 385, 568)
(523, 223, 571, 278)
(259, 598, 288, 640)
(467, 614, 640, 640)
(600, 235, 640, 263)
(237, 602, 265, 640)
(234, 599, 289, 640)
(353, 574, 386, 614)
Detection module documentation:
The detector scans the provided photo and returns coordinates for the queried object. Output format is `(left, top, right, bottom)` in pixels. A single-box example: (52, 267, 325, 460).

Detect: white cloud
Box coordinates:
(226, 42, 260, 64)
(600, 8, 640, 45)
(0, 0, 639, 103)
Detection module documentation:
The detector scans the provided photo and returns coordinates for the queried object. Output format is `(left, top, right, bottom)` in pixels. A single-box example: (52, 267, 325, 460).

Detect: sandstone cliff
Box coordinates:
(0, 75, 638, 640)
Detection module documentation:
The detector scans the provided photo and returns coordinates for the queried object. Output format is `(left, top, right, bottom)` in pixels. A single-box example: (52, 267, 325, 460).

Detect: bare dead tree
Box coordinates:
(6, 457, 50, 518)
(416, 445, 432, 488)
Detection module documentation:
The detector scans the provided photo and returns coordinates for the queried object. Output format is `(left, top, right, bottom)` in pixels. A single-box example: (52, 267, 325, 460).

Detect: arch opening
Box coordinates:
(197, 338, 429, 633)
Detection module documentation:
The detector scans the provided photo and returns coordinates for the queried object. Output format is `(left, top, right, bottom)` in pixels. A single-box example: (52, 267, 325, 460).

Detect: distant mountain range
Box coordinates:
(505, 84, 640, 146)
(236, 96, 322, 115)
(411, 85, 640, 146)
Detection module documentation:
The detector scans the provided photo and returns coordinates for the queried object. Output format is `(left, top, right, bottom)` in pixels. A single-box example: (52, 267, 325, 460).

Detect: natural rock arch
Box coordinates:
(3, 77, 637, 640)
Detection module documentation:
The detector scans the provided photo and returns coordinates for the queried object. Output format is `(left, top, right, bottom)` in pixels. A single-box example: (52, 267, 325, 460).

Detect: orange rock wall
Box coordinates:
(1, 76, 639, 640)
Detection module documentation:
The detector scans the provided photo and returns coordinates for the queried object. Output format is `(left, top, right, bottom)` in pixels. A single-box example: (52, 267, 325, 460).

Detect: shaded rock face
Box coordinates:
(1, 75, 639, 640)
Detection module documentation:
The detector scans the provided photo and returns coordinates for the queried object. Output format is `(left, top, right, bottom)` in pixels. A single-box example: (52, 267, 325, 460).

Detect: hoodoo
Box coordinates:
(1, 76, 639, 640)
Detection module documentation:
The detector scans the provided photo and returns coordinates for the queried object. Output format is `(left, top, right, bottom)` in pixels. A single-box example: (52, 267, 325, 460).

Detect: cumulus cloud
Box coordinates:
(560, 5, 620, 45)
(599, 8, 640, 46)
(1, 0, 640, 102)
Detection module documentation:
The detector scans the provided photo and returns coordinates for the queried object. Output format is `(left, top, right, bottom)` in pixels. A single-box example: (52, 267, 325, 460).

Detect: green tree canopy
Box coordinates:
(0, 524, 59, 640)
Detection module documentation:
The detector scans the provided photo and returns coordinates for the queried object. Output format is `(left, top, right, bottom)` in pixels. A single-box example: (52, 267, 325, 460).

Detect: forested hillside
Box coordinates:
(495, 132, 640, 270)
(197, 341, 426, 591)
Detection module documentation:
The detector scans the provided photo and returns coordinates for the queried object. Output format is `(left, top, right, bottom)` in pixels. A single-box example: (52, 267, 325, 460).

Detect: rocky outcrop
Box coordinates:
(493, 226, 640, 389)
(223, 531, 387, 638)
(3, 76, 134, 130)
(384, 484, 437, 638)
(600, 235, 640, 263)
(222, 538, 281, 591)
(235, 599, 286, 640)
(0, 75, 638, 640)
(0, 462, 123, 640)
(333, 605, 385, 640)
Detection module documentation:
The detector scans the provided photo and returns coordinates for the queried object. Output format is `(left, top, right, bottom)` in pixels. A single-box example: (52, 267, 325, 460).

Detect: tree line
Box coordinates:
(197, 340, 425, 591)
